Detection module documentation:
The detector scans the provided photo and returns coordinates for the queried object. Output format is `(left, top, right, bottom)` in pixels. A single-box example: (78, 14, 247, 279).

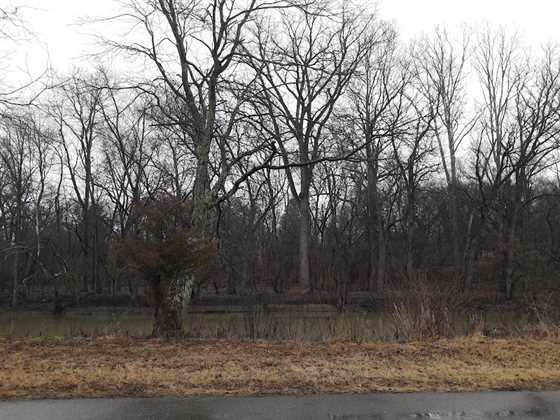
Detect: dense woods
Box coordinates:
(2, 0, 560, 337)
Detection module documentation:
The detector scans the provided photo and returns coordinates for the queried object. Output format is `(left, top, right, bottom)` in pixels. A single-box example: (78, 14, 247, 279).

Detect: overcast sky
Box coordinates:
(8, 0, 560, 84)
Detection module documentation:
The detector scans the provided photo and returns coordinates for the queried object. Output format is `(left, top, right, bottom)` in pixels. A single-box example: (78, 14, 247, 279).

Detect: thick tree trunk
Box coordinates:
(406, 229, 414, 282)
(11, 198, 22, 307)
(189, 138, 214, 301)
(11, 251, 18, 308)
(298, 197, 311, 290)
(406, 191, 416, 282)
(192, 140, 212, 235)
(93, 217, 101, 294)
(376, 227, 386, 293)
(368, 236, 376, 291)
(503, 221, 516, 301)
(449, 182, 461, 285)
(366, 157, 379, 292)
(462, 213, 474, 291)
(503, 177, 523, 301)
(152, 274, 195, 339)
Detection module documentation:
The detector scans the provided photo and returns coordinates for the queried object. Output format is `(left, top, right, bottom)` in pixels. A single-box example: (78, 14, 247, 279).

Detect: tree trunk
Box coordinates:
(11, 195, 22, 307)
(406, 229, 414, 282)
(376, 226, 386, 293)
(406, 194, 415, 282)
(463, 213, 475, 291)
(449, 182, 461, 285)
(298, 197, 311, 290)
(504, 221, 516, 300)
(189, 138, 214, 301)
(366, 156, 379, 292)
(503, 178, 523, 301)
(11, 251, 19, 308)
(368, 237, 376, 291)
(192, 140, 212, 235)
(151, 273, 195, 339)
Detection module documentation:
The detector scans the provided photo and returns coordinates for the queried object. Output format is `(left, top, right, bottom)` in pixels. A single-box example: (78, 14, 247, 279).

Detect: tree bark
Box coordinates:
(503, 173, 524, 300)
(298, 197, 311, 291)
(449, 181, 461, 284)
(192, 139, 212, 235)
(151, 273, 195, 339)
(377, 226, 386, 293)
(366, 154, 379, 292)
(11, 251, 18, 308)
(406, 188, 416, 282)
(366, 152, 386, 293)
(463, 213, 475, 291)
(503, 207, 518, 301)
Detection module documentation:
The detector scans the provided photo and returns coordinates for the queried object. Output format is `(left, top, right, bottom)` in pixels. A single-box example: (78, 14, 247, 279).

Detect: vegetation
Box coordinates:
(2, 0, 560, 339)
(2, 336, 560, 399)
(118, 196, 214, 338)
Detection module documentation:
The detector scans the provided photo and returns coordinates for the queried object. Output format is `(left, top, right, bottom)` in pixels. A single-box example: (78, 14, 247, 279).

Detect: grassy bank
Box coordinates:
(2, 336, 560, 400)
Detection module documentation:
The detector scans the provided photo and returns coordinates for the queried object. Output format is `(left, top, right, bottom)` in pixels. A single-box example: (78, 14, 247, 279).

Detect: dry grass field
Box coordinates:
(2, 335, 560, 399)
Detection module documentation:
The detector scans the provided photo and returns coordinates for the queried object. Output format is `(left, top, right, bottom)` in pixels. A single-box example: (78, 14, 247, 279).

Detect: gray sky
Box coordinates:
(8, 0, 560, 84)
(380, 0, 560, 43)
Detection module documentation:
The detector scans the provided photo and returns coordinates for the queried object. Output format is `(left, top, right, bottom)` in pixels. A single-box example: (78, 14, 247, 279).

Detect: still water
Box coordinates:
(0, 306, 530, 340)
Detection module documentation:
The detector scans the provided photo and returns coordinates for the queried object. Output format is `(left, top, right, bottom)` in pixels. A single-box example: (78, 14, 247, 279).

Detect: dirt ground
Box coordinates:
(2, 336, 560, 400)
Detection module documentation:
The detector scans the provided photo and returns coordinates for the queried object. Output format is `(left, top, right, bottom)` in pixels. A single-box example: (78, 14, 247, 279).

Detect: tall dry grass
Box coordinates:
(389, 280, 474, 340)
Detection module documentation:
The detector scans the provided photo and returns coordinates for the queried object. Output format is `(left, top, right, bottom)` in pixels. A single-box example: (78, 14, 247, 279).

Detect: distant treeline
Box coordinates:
(1, 1, 560, 320)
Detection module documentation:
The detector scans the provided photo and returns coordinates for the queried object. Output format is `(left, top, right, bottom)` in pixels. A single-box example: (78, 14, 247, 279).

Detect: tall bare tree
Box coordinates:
(249, 3, 373, 290)
(50, 74, 104, 295)
(413, 28, 475, 287)
(473, 30, 560, 299)
(348, 23, 407, 292)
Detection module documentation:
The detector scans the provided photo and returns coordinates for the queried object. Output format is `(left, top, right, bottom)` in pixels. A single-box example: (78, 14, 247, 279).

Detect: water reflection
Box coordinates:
(0, 307, 530, 340)
(332, 408, 550, 419)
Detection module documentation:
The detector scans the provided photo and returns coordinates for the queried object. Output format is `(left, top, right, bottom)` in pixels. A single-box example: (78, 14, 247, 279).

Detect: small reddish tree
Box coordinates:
(120, 195, 213, 338)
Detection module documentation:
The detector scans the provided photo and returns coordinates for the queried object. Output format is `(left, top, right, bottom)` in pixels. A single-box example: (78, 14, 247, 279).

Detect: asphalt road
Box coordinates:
(1, 391, 560, 420)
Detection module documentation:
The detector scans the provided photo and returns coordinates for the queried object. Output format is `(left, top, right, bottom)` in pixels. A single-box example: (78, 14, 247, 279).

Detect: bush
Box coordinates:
(389, 281, 469, 340)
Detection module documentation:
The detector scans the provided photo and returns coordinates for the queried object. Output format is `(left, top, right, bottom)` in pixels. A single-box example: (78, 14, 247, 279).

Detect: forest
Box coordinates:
(2, 0, 560, 338)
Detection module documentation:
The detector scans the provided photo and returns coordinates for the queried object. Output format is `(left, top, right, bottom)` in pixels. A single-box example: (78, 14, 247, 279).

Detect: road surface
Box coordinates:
(1, 391, 559, 419)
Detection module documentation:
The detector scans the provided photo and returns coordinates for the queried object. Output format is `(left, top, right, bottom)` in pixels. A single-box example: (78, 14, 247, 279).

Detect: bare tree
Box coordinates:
(0, 112, 50, 306)
(50, 73, 104, 295)
(104, 0, 293, 233)
(249, 3, 373, 290)
(348, 23, 407, 292)
(473, 30, 560, 299)
(390, 88, 436, 282)
(0, 4, 47, 108)
(413, 28, 475, 287)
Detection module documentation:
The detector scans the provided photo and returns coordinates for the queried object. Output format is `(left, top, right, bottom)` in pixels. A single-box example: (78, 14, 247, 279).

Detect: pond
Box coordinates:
(0, 305, 534, 340)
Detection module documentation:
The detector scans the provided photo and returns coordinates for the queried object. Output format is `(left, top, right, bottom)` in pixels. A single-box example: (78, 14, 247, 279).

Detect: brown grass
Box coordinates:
(2, 336, 560, 400)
